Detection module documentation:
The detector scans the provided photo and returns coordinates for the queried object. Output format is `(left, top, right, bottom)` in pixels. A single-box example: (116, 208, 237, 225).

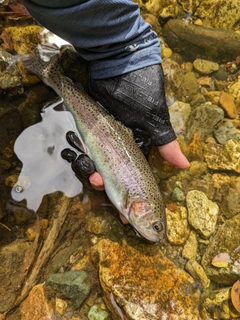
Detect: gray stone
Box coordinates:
(47, 270, 91, 309)
(162, 19, 240, 62)
(186, 103, 224, 141)
(214, 121, 240, 144)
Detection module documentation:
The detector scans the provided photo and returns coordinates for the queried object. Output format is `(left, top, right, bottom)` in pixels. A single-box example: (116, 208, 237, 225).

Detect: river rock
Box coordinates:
(193, 59, 219, 75)
(204, 287, 240, 319)
(88, 305, 110, 320)
(46, 270, 91, 309)
(219, 91, 237, 119)
(204, 91, 221, 104)
(178, 72, 199, 102)
(162, 19, 240, 62)
(186, 103, 224, 141)
(93, 239, 203, 320)
(229, 78, 240, 100)
(166, 206, 190, 245)
(0, 240, 32, 313)
(204, 139, 240, 173)
(220, 176, 240, 218)
(202, 214, 240, 285)
(182, 231, 198, 260)
(185, 259, 210, 290)
(20, 284, 55, 320)
(214, 121, 240, 144)
(196, 0, 240, 30)
(169, 101, 191, 136)
(186, 190, 219, 238)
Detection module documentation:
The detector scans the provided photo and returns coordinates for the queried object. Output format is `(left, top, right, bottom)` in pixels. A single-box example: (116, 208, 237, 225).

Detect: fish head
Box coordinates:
(127, 199, 166, 242)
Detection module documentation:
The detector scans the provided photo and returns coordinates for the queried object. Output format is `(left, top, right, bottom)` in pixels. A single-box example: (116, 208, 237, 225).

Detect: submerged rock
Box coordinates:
(46, 270, 91, 309)
(169, 100, 191, 136)
(166, 205, 190, 245)
(214, 121, 240, 145)
(93, 239, 202, 320)
(186, 103, 224, 141)
(20, 284, 55, 320)
(202, 214, 240, 285)
(162, 19, 240, 62)
(204, 139, 240, 173)
(203, 287, 240, 320)
(193, 59, 219, 75)
(0, 240, 32, 313)
(186, 190, 219, 238)
(196, 0, 240, 30)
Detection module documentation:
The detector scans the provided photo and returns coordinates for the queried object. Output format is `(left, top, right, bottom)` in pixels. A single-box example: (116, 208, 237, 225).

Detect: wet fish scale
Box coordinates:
(23, 52, 166, 242)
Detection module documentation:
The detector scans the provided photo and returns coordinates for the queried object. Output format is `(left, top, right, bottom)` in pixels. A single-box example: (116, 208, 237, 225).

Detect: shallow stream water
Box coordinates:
(1, 1, 240, 319)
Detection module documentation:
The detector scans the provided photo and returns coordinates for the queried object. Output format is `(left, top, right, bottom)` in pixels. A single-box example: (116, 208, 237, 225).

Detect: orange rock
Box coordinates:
(231, 279, 240, 313)
(219, 91, 237, 119)
(94, 239, 202, 320)
(21, 284, 55, 320)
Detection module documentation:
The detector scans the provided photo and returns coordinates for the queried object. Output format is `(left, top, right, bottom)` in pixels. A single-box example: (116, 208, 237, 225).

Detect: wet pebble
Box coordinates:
(21, 284, 55, 320)
(185, 259, 210, 290)
(88, 305, 109, 320)
(171, 186, 185, 201)
(182, 231, 198, 260)
(186, 103, 224, 141)
(202, 213, 240, 285)
(166, 205, 190, 245)
(204, 287, 239, 319)
(186, 190, 219, 238)
(214, 121, 240, 144)
(169, 100, 191, 136)
(46, 270, 91, 309)
(204, 139, 240, 173)
(219, 91, 237, 119)
(193, 59, 219, 75)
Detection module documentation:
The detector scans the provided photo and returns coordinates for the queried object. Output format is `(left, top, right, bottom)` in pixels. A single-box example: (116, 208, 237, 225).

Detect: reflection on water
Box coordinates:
(11, 98, 83, 212)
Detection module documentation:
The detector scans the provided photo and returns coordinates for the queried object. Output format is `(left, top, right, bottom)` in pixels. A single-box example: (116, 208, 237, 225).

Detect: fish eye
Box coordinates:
(152, 221, 164, 233)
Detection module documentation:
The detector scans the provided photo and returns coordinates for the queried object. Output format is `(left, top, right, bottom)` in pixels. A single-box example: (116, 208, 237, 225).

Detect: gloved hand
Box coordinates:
(88, 64, 176, 147)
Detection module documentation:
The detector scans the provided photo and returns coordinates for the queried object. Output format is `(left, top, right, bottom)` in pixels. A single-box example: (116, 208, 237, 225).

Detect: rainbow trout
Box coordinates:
(23, 50, 166, 242)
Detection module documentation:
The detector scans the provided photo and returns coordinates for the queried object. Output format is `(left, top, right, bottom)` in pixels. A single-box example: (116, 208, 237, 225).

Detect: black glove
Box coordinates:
(61, 131, 96, 179)
(88, 64, 176, 147)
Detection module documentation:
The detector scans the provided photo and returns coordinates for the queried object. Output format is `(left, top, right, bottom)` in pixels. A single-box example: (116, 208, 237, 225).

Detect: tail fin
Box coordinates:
(20, 44, 60, 79)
